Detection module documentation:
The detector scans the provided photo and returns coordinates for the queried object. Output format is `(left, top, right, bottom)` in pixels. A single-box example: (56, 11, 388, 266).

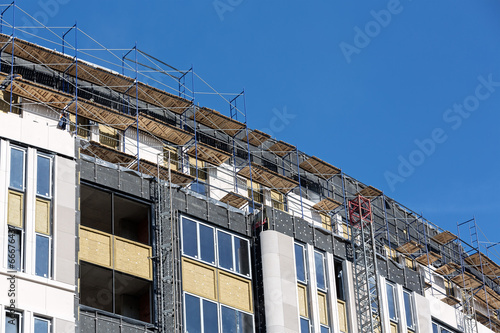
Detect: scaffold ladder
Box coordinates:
(461, 287, 479, 333)
(349, 195, 383, 333)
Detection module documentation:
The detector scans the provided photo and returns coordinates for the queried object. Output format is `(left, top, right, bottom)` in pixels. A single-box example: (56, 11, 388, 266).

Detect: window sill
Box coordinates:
(0, 269, 75, 292)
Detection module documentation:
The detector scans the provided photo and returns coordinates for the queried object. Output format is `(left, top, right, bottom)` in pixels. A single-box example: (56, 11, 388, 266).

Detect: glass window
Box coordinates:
(218, 231, 233, 271)
(35, 235, 50, 277)
(203, 300, 218, 333)
(185, 294, 201, 333)
(34, 317, 50, 333)
(295, 244, 306, 283)
(320, 326, 329, 333)
(334, 261, 344, 301)
(36, 155, 51, 197)
(10, 148, 25, 190)
(433, 323, 439, 333)
(182, 218, 198, 258)
(403, 290, 414, 329)
(199, 224, 215, 264)
(7, 228, 22, 271)
(386, 283, 397, 322)
(315, 251, 325, 291)
(234, 237, 250, 276)
(221, 306, 253, 333)
(300, 317, 310, 333)
(5, 312, 21, 333)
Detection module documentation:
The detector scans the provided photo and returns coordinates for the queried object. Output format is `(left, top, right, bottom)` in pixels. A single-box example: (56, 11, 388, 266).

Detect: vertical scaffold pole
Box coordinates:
(9, 1, 15, 114)
(135, 43, 140, 171)
(295, 147, 303, 218)
(74, 23, 78, 135)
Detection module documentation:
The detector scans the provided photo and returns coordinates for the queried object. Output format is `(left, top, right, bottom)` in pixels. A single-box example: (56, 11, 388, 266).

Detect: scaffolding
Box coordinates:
(2, 4, 500, 333)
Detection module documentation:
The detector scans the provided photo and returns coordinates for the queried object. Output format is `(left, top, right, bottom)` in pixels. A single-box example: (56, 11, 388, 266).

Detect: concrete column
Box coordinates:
(307, 244, 320, 333)
(260, 230, 300, 333)
(414, 292, 431, 333)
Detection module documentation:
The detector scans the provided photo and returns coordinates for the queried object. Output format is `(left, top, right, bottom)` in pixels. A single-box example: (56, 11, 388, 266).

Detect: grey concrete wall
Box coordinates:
(415, 292, 432, 333)
(260, 230, 300, 333)
(55, 155, 77, 285)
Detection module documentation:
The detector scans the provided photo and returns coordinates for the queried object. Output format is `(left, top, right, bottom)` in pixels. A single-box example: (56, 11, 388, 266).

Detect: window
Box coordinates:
(300, 317, 310, 333)
(295, 243, 306, 283)
(180, 216, 254, 333)
(217, 230, 250, 277)
(35, 154, 53, 278)
(80, 262, 152, 322)
(10, 148, 25, 190)
(5, 311, 21, 333)
(79, 185, 152, 323)
(36, 155, 51, 197)
(403, 290, 415, 331)
(334, 261, 345, 301)
(432, 321, 458, 333)
(34, 317, 51, 333)
(335, 261, 348, 333)
(221, 305, 253, 333)
(315, 251, 326, 291)
(184, 293, 218, 333)
(182, 218, 216, 265)
(7, 147, 25, 272)
(386, 282, 398, 332)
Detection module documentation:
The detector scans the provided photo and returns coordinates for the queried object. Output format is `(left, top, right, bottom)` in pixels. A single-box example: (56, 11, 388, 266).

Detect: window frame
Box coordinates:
(183, 292, 255, 333)
(7, 146, 26, 273)
(403, 289, 415, 331)
(314, 250, 327, 292)
(300, 317, 310, 333)
(183, 292, 219, 333)
(181, 217, 216, 266)
(9, 146, 26, 191)
(35, 233, 52, 278)
(216, 229, 251, 278)
(34, 316, 51, 333)
(386, 282, 398, 324)
(294, 243, 307, 284)
(35, 153, 54, 279)
(180, 216, 252, 278)
(36, 154, 52, 199)
(4, 310, 22, 333)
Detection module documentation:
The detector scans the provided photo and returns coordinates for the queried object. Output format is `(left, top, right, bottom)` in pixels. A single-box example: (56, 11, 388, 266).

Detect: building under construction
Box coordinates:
(1, 4, 500, 333)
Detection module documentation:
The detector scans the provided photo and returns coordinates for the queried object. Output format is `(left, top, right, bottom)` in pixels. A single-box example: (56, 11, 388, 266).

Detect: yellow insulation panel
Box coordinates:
(390, 322, 398, 333)
(8, 191, 23, 228)
(182, 258, 217, 301)
(337, 300, 347, 333)
(79, 226, 112, 268)
(297, 284, 308, 317)
(318, 292, 328, 325)
(114, 236, 152, 280)
(218, 271, 253, 313)
(35, 198, 51, 235)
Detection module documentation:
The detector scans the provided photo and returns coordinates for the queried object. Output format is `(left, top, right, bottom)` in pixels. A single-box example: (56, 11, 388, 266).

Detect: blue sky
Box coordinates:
(10, 0, 500, 250)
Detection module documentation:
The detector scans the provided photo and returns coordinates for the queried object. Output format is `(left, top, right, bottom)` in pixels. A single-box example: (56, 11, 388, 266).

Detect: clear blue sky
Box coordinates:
(11, 0, 500, 249)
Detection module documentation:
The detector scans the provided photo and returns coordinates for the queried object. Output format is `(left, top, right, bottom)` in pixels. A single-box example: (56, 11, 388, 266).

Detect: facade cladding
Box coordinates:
(1, 21, 500, 333)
